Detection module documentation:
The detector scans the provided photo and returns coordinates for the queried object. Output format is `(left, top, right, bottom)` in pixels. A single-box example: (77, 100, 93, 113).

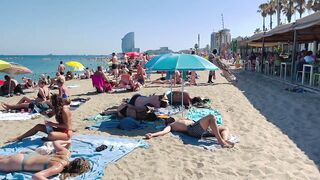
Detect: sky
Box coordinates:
(0, 0, 275, 55)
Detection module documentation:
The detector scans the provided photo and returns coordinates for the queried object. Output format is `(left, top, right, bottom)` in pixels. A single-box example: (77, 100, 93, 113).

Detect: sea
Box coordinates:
(0, 55, 110, 82)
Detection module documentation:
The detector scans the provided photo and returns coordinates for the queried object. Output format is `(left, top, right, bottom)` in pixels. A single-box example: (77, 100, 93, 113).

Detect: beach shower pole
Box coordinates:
(291, 30, 297, 82)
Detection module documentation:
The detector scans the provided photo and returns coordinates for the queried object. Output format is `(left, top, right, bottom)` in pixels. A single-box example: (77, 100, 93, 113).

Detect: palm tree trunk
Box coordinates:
(270, 15, 273, 29)
(263, 17, 266, 31)
(288, 0, 293, 23)
(299, 5, 303, 18)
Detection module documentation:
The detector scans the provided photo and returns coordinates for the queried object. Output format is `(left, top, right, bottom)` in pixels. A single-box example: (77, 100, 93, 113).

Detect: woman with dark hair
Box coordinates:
(17, 79, 50, 104)
(6, 94, 72, 143)
(0, 140, 90, 180)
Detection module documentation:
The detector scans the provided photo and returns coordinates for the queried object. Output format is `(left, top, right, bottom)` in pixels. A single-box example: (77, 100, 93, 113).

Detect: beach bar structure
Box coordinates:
(247, 12, 320, 87)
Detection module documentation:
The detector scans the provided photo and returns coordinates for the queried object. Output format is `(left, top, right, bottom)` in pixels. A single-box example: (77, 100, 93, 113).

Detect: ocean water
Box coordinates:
(0, 55, 109, 82)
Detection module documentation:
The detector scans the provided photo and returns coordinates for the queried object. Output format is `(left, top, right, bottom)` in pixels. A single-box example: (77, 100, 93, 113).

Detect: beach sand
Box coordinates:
(0, 69, 319, 179)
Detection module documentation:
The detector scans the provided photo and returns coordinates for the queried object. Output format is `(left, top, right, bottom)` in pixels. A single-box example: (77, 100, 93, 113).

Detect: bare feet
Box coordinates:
(220, 140, 234, 148)
(144, 133, 153, 139)
(1, 102, 9, 110)
(5, 137, 21, 144)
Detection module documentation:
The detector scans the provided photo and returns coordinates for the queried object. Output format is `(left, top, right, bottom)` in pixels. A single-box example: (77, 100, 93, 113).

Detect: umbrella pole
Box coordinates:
(181, 71, 184, 117)
(170, 73, 173, 105)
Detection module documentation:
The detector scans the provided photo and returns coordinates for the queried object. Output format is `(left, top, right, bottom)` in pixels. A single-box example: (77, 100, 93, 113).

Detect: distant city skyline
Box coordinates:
(0, 0, 284, 55)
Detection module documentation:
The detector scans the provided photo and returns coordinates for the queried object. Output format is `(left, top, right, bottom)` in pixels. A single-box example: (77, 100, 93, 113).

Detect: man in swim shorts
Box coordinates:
(145, 114, 234, 148)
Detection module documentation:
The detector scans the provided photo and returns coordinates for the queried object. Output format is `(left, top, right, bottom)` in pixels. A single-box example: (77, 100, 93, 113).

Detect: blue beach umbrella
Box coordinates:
(145, 53, 219, 71)
(145, 53, 220, 113)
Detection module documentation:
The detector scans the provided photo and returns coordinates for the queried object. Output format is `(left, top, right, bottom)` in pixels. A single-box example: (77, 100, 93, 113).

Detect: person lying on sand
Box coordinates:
(5, 94, 72, 143)
(0, 140, 90, 180)
(145, 114, 234, 148)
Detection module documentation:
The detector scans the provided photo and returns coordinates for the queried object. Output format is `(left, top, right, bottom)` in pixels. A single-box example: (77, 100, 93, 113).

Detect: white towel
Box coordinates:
(0, 112, 40, 121)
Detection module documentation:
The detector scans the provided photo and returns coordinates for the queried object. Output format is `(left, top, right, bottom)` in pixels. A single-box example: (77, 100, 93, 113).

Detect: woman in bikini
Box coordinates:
(0, 140, 90, 179)
(57, 78, 69, 99)
(1, 80, 50, 111)
(6, 94, 73, 143)
(18, 79, 50, 104)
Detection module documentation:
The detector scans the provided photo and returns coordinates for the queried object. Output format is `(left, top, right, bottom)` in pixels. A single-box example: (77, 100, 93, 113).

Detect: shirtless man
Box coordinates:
(111, 52, 119, 78)
(58, 61, 66, 75)
(145, 115, 234, 148)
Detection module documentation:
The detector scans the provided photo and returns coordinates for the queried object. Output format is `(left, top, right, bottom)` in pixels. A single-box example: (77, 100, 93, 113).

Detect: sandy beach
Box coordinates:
(0, 69, 319, 179)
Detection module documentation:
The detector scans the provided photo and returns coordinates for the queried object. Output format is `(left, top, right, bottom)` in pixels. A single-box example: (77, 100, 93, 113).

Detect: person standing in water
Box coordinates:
(58, 61, 66, 75)
(111, 52, 119, 78)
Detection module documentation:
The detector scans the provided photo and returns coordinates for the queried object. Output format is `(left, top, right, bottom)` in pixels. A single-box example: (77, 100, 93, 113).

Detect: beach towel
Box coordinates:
(0, 134, 149, 180)
(0, 111, 40, 121)
(70, 98, 90, 111)
(171, 132, 239, 151)
(155, 105, 184, 116)
(67, 84, 80, 88)
(187, 108, 223, 125)
(85, 115, 153, 131)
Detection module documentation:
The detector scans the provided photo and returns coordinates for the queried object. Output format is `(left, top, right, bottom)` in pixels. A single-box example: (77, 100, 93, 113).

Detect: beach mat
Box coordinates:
(0, 134, 149, 180)
(187, 108, 223, 125)
(0, 111, 40, 121)
(171, 132, 239, 151)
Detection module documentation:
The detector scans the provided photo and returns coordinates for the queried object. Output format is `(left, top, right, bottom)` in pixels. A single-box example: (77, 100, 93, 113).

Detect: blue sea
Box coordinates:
(0, 55, 109, 82)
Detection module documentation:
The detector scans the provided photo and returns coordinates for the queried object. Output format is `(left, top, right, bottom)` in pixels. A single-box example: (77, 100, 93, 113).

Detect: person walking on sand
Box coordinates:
(208, 49, 218, 83)
(111, 52, 119, 78)
(145, 115, 234, 148)
(58, 61, 66, 75)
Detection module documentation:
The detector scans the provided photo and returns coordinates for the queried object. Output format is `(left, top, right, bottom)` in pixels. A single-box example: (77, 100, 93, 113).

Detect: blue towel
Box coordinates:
(85, 115, 153, 131)
(171, 132, 239, 151)
(0, 134, 149, 180)
(187, 108, 223, 125)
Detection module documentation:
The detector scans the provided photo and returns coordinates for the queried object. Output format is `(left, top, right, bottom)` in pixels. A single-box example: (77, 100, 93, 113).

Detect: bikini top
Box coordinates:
(37, 88, 49, 100)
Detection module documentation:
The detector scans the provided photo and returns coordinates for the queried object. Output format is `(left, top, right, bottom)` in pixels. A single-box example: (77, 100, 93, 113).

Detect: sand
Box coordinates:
(0, 68, 319, 179)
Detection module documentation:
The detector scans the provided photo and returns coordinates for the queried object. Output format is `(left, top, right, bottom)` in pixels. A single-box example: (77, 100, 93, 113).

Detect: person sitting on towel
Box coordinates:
(145, 115, 234, 148)
(0, 140, 90, 179)
(5, 94, 72, 143)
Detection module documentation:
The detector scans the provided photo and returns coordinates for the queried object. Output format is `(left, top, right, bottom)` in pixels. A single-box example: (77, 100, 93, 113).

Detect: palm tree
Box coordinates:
(294, 0, 306, 18)
(306, 0, 314, 13)
(311, 0, 320, 11)
(267, 0, 277, 29)
(282, 0, 296, 23)
(254, 28, 262, 34)
(258, 3, 269, 31)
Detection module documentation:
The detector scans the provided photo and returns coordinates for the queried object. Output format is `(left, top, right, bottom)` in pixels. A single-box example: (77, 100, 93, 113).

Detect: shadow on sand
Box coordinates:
(232, 69, 320, 167)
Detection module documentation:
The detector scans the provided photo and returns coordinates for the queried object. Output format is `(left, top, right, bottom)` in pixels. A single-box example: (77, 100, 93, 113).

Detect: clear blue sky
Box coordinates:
(0, 0, 268, 55)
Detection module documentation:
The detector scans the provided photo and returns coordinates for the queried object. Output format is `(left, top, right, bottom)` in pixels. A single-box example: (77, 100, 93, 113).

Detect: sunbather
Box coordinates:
(57, 78, 69, 99)
(6, 94, 72, 143)
(145, 115, 234, 148)
(117, 93, 169, 117)
(0, 140, 90, 180)
(16, 79, 50, 104)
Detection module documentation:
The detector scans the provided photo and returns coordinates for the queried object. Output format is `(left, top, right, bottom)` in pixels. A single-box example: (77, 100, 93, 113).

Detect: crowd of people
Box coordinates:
(0, 51, 237, 179)
(244, 49, 320, 77)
